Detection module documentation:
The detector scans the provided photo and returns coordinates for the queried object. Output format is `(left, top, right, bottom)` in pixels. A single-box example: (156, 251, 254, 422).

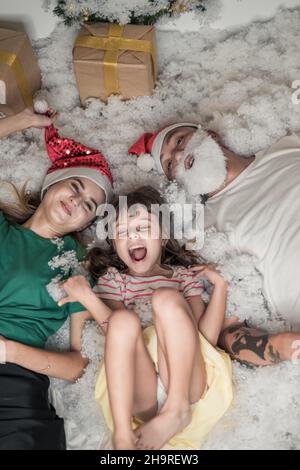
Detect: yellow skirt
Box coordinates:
(95, 325, 233, 450)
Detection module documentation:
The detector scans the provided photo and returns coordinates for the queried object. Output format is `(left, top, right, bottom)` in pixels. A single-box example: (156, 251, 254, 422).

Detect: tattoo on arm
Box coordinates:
(221, 324, 281, 367)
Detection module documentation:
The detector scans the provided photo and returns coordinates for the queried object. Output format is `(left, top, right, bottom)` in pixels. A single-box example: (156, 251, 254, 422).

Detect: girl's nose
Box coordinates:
(128, 228, 140, 239)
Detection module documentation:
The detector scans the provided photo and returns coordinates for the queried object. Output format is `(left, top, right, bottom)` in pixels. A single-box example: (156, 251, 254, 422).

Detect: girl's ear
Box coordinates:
(162, 238, 168, 247)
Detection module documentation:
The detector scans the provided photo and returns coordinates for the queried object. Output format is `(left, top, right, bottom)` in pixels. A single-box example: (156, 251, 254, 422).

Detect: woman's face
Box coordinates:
(113, 204, 165, 276)
(42, 177, 105, 233)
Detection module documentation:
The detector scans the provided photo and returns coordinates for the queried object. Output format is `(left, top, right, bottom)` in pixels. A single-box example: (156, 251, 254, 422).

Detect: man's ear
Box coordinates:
(206, 129, 221, 144)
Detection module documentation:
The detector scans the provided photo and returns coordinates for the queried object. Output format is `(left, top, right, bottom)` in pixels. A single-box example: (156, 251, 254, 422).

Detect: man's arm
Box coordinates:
(0, 107, 57, 139)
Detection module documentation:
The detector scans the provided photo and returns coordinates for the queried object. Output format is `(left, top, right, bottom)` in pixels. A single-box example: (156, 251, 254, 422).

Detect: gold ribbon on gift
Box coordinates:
(0, 48, 33, 107)
(74, 24, 157, 97)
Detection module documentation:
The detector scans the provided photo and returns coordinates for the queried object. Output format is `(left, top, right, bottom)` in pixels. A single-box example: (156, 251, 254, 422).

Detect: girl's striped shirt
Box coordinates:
(93, 266, 209, 309)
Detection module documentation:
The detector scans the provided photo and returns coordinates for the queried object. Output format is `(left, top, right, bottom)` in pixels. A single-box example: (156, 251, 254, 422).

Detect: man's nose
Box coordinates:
(174, 150, 183, 163)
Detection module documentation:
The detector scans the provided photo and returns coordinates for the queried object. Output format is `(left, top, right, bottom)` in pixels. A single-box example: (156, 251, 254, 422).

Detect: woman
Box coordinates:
(0, 109, 113, 450)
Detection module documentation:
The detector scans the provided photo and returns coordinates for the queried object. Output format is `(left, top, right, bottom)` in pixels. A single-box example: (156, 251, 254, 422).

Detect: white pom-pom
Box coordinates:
(33, 99, 49, 114)
(136, 153, 155, 172)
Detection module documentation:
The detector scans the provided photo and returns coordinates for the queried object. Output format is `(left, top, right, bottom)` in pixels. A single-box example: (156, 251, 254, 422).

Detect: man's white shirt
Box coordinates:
(205, 133, 300, 326)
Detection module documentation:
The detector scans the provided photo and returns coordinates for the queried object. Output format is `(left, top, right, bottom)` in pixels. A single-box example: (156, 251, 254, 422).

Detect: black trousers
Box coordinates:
(0, 363, 66, 450)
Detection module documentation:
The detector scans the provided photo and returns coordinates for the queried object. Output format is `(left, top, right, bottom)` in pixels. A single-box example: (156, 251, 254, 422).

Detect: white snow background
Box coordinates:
(1, 3, 300, 449)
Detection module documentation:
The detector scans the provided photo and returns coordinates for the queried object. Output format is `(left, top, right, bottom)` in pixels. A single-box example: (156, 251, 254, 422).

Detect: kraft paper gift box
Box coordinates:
(0, 28, 41, 114)
(73, 22, 157, 104)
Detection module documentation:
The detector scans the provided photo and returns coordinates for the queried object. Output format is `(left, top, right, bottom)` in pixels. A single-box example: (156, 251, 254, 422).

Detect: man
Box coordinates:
(128, 123, 300, 367)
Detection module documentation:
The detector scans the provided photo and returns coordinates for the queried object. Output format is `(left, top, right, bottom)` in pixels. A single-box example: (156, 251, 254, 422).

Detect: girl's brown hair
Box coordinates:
(87, 185, 201, 279)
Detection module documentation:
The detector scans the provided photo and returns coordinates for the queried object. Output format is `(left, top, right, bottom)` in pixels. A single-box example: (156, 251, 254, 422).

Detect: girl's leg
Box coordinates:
(219, 321, 300, 366)
(136, 288, 206, 450)
(104, 309, 158, 450)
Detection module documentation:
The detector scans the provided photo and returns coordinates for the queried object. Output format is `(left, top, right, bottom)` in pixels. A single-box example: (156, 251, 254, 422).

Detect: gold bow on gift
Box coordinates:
(0, 48, 33, 107)
(74, 24, 157, 97)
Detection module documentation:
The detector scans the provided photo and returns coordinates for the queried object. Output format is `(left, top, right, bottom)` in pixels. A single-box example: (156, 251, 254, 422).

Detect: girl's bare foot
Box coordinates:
(113, 431, 139, 450)
(134, 406, 192, 450)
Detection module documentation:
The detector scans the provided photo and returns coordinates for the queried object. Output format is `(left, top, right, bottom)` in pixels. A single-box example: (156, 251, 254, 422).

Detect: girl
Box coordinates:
(59, 186, 233, 450)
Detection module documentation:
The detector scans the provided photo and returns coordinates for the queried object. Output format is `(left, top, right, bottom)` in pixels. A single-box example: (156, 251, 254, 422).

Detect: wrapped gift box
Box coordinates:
(73, 22, 157, 104)
(0, 28, 41, 113)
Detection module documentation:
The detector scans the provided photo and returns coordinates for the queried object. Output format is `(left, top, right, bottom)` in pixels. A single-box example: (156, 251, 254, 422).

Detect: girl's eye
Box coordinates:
(117, 229, 127, 237)
(176, 137, 183, 146)
(139, 224, 150, 231)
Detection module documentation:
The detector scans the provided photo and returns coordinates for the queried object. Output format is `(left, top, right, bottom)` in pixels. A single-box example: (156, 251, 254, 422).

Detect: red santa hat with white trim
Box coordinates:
(41, 124, 113, 202)
(128, 122, 198, 175)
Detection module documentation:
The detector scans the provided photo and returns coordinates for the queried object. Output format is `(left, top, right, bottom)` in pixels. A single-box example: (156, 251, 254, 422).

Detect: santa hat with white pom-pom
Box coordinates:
(33, 100, 114, 203)
(128, 122, 198, 175)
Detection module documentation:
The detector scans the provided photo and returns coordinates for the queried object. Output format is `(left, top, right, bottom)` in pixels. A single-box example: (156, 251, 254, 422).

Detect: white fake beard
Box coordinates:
(175, 128, 227, 197)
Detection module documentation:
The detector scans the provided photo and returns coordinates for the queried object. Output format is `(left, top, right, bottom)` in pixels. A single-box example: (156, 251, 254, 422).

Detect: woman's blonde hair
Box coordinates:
(0, 181, 40, 224)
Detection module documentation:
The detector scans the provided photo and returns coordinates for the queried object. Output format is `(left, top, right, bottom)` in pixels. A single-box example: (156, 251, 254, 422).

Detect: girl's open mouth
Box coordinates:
(128, 246, 147, 262)
(184, 154, 194, 170)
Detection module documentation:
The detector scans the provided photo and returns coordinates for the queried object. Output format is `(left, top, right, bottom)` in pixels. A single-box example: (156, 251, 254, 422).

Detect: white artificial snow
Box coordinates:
(1, 5, 300, 449)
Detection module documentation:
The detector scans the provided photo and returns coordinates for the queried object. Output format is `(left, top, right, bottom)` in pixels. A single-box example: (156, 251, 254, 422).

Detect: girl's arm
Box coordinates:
(2, 310, 91, 382)
(187, 265, 228, 346)
(0, 107, 57, 139)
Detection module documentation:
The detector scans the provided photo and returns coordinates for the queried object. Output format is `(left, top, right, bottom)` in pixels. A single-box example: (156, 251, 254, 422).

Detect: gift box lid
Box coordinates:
(73, 22, 156, 74)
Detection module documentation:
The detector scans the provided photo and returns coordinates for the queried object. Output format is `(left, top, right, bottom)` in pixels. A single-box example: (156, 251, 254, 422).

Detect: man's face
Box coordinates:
(160, 126, 196, 180)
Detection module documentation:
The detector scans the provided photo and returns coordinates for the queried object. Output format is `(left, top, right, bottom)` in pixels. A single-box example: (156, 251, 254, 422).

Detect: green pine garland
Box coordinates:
(53, 1, 206, 26)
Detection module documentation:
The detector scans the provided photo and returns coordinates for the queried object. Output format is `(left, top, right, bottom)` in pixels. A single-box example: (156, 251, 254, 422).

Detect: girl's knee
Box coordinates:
(152, 287, 183, 313)
(107, 309, 141, 333)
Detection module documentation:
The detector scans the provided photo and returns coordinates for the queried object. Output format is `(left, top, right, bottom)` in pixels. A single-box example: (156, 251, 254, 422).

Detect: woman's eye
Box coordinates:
(85, 202, 93, 212)
(71, 182, 80, 193)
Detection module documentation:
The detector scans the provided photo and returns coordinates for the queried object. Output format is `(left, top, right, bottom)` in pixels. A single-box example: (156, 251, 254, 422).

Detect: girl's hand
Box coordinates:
(58, 275, 93, 307)
(188, 264, 228, 288)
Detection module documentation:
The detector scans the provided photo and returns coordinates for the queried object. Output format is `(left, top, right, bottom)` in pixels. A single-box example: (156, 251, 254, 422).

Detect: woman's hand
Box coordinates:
(0, 335, 7, 364)
(58, 275, 94, 307)
(188, 263, 228, 289)
(18, 106, 58, 129)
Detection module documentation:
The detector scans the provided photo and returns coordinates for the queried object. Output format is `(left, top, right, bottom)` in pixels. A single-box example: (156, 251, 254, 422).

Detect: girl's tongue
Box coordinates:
(129, 247, 147, 262)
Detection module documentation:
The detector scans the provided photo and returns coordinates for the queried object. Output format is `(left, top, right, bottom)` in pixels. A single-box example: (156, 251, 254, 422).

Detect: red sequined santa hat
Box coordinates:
(128, 122, 198, 175)
(41, 124, 113, 202)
